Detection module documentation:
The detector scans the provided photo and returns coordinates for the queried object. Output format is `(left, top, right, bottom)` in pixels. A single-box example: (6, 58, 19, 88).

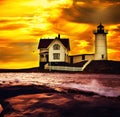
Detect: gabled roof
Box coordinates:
(38, 37, 70, 50)
(38, 39, 53, 48)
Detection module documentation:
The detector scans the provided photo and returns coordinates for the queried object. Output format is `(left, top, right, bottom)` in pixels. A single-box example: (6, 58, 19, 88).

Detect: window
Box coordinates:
(53, 44, 60, 50)
(53, 53, 60, 60)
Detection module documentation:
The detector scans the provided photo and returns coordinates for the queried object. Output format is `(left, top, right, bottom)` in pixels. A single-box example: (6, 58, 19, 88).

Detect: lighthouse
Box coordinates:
(94, 23, 108, 60)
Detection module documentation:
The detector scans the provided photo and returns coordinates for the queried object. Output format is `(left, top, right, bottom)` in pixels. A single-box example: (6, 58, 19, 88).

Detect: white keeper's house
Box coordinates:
(38, 23, 108, 71)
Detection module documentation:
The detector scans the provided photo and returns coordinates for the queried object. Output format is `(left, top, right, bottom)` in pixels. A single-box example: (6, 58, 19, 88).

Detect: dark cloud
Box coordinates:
(99, 0, 120, 3)
(73, 0, 95, 3)
(73, 0, 120, 4)
(61, 4, 96, 24)
(0, 41, 37, 62)
(104, 4, 120, 24)
(61, 1, 120, 24)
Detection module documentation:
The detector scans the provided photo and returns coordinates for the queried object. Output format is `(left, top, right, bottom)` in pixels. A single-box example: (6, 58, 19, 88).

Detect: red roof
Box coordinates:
(38, 38, 70, 50)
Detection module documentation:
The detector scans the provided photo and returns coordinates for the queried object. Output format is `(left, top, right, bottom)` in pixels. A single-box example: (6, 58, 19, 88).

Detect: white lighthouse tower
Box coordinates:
(94, 23, 108, 60)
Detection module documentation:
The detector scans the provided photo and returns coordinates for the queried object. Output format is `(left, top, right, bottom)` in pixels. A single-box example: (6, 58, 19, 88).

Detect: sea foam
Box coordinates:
(61, 79, 120, 97)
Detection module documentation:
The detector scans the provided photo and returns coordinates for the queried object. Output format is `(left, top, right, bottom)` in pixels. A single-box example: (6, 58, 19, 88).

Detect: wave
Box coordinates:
(60, 79, 120, 97)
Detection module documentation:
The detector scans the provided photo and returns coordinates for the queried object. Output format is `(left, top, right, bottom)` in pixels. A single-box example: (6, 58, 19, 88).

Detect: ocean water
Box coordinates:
(0, 73, 120, 97)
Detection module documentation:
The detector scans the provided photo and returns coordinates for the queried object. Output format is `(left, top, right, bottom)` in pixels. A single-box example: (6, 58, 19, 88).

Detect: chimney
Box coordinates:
(58, 34, 60, 39)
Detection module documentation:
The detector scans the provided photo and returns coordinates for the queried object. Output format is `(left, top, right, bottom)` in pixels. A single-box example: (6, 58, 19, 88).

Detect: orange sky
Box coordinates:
(0, 0, 120, 69)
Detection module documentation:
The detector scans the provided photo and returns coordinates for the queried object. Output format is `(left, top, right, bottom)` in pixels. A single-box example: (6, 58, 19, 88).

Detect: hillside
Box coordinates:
(84, 60, 120, 74)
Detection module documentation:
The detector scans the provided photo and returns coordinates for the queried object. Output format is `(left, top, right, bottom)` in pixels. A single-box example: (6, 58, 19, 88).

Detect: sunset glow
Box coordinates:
(0, 0, 120, 69)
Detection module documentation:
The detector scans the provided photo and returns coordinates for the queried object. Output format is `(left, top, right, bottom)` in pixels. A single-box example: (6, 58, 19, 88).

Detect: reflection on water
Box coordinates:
(0, 73, 120, 97)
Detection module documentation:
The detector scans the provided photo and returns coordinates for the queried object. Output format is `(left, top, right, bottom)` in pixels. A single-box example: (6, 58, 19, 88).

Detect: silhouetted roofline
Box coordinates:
(97, 22, 104, 28)
(38, 38, 70, 50)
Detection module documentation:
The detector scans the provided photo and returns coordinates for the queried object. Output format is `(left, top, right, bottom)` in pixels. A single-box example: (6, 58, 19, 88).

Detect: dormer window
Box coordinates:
(53, 44, 60, 50)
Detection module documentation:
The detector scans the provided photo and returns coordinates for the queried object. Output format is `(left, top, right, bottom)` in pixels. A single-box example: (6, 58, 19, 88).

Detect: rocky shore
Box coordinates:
(0, 85, 120, 117)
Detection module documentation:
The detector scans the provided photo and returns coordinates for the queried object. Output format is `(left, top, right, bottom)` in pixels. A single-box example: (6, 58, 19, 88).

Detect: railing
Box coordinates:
(44, 63, 49, 69)
(82, 60, 92, 71)
(93, 30, 108, 34)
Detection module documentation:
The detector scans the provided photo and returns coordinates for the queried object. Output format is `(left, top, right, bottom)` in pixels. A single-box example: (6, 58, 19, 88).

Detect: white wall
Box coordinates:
(73, 56, 82, 63)
(72, 54, 94, 64)
(94, 34, 107, 60)
(85, 54, 94, 60)
(49, 40, 67, 62)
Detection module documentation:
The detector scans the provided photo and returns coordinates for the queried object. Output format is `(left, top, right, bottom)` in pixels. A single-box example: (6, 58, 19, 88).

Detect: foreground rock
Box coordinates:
(0, 85, 120, 117)
(1, 93, 120, 117)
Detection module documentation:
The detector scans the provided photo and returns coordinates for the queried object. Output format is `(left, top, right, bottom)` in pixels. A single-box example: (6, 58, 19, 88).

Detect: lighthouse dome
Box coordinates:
(97, 23, 104, 28)
(97, 23, 104, 33)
